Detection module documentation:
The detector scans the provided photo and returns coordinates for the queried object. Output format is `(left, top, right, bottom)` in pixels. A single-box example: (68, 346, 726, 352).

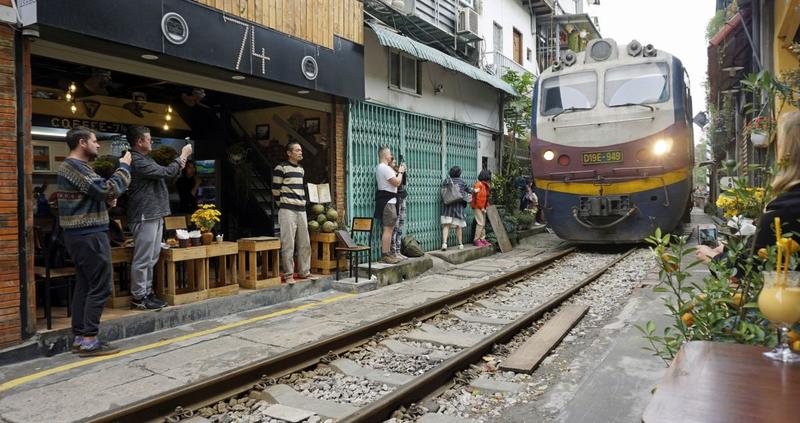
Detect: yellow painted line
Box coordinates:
(0, 293, 355, 393)
(538, 167, 691, 196)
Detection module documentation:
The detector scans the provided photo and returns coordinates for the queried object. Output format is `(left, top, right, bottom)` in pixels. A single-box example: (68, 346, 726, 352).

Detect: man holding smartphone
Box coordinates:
(126, 126, 192, 310)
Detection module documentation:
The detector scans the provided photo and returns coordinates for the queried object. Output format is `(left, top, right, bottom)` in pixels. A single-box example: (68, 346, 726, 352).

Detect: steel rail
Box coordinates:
(341, 247, 636, 423)
(90, 247, 577, 423)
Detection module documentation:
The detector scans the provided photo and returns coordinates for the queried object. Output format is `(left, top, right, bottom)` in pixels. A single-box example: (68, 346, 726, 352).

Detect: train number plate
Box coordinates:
(582, 150, 623, 165)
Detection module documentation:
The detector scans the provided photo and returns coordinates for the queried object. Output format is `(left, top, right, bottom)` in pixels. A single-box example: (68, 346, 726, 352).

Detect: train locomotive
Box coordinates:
(531, 39, 694, 243)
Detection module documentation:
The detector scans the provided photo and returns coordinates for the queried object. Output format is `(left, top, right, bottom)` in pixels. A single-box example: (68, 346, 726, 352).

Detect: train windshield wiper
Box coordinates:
(610, 102, 655, 111)
(550, 107, 592, 121)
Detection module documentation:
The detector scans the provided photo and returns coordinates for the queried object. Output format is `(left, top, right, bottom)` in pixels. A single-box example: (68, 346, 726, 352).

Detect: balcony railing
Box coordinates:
(485, 51, 531, 77)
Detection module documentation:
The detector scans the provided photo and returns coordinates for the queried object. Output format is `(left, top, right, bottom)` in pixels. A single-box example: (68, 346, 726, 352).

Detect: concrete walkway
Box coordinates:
(0, 234, 568, 423)
(495, 209, 716, 423)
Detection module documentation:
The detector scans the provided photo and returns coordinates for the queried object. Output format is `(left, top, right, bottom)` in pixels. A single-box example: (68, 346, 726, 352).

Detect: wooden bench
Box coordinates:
(205, 241, 239, 299)
(237, 236, 281, 289)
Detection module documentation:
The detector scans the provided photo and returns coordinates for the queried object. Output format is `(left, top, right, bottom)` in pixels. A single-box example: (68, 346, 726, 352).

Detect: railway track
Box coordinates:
(91, 246, 638, 423)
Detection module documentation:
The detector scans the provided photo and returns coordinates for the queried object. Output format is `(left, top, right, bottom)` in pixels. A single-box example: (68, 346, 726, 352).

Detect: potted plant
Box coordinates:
(190, 204, 222, 245)
(745, 116, 774, 147)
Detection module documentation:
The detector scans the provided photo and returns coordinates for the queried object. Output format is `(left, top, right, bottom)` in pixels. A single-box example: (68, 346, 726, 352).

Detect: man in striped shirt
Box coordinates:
(272, 142, 312, 284)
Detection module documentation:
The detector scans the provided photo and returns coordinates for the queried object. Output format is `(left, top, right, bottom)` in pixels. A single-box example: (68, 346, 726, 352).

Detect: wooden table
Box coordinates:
(642, 341, 800, 423)
(155, 245, 208, 306)
(109, 246, 133, 308)
(237, 236, 281, 289)
(205, 241, 239, 298)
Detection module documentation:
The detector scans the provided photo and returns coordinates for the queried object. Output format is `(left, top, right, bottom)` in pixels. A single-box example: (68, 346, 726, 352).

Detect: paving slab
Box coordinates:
(380, 340, 454, 360)
(469, 376, 526, 394)
(418, 413, 479, 423)
(233, 316, 354, 348)
(251, 384, 357, 420)
(331, 277, 378, 293)
(328, 358, 413, 386)
(451, 311, 513, 325)
(404, 276, 475, 293)
(403, 324, 483, 348)
(261, 404, 316, 422)
(428, 244, 495, 264)
(133, 335, 276, 382)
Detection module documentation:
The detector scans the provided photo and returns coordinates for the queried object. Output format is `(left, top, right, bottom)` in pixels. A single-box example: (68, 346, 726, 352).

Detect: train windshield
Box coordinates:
(540, 71, 597, 116)
(605, 62, 670, 106)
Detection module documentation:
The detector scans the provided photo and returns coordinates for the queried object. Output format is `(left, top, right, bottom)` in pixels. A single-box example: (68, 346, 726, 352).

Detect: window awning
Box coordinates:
(366, 22, 519, 96)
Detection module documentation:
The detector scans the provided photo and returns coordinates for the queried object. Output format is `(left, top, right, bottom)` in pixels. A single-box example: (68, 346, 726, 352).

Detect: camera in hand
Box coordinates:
(698, 224, 718, 247)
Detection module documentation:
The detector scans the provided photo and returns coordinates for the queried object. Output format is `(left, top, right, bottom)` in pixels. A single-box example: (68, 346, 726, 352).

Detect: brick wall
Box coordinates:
(0, 22, 20, 347)
(333, 98, 347, 225)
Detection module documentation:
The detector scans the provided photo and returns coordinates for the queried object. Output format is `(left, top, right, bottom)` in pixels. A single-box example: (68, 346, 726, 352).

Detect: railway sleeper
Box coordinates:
(402, 324, 483, 348)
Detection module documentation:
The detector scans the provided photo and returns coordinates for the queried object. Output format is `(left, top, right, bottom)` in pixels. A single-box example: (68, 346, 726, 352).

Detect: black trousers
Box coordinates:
(64, 231, 112, 337)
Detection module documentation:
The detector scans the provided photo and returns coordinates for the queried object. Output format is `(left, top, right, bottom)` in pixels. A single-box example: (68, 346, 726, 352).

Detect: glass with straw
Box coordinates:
(758, 217, 800, 362)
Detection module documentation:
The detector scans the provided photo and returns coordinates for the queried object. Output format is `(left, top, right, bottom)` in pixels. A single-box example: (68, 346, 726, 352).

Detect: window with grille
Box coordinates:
(389, 50, 421, 94)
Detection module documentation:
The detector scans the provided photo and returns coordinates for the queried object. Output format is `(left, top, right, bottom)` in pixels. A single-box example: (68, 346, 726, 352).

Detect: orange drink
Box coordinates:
(758, 271, 800, 362)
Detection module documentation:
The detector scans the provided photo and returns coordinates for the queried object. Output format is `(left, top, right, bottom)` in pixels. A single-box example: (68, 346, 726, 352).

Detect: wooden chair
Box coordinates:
(335, 217, 373, 283)
(33, 226, 76, 330)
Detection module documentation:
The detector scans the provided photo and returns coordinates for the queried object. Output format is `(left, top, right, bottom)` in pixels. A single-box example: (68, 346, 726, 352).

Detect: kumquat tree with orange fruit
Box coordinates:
(637, 167, 800, 365)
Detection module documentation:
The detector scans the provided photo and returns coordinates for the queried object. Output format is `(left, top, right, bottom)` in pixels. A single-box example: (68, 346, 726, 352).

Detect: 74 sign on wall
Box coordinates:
(223, 15, 271, 75)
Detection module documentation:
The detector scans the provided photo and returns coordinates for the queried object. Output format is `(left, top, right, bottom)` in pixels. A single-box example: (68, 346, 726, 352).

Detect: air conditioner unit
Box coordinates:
(457, 8, 479, 36)
(459, 0, 475, 8)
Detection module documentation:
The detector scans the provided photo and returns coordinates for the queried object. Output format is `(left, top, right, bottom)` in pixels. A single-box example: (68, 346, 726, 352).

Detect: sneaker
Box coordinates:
(71, 336, 84, 353)
(131, 295, 166, 310)
(441, 243, 448, 251)
(78, 339, 119, 357)
(298, 273, 319, 281)
(147, 293, 168, 308)
(380, 254, 402, 264)
(393, 253, 407, 261)
(458, 244, 464, 250)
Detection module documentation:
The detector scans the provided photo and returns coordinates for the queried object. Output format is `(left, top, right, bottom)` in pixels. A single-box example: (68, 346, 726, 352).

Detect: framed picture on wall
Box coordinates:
(304, 118, 320, 134)
(255, 124, 271, 140)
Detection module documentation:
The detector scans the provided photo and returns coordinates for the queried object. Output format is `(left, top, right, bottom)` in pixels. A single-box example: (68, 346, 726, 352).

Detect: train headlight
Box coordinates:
(653, 139, 673, 156)
(543, 150, 555, 161)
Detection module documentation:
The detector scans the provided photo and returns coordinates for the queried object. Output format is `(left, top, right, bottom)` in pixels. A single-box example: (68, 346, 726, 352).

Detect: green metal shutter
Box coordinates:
(347, 101, 480, 258)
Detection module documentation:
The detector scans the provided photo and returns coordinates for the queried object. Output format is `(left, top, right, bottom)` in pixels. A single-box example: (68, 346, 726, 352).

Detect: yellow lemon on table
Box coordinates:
(792, 340, 800, 352)
(789, 330, 800, 344)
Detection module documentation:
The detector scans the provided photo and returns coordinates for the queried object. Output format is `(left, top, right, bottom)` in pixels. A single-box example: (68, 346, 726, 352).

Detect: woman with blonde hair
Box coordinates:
(751, 111, 800, 250)
(697, 111, 800, 264)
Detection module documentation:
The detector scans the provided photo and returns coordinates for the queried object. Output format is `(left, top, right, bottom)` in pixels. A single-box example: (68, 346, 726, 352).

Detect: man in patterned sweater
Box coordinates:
(57, 127, 131, 356)
(271, 141, 314, 284)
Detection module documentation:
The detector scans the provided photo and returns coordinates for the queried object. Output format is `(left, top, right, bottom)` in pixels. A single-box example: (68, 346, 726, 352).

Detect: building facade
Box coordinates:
(0, 0, 365, 347)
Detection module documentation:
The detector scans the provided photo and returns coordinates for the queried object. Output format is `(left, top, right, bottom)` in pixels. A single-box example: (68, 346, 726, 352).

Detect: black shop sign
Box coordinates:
(34, 115, 129, 134)
(35, 0, 365, 100)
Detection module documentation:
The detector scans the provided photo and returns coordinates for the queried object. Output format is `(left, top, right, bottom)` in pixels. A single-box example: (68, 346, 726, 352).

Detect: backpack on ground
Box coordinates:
(401, 235, 425, 257)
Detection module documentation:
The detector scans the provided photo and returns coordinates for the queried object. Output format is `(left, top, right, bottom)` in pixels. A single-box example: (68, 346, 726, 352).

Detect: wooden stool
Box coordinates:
(206, 241, 239, 298)
(310, 232, 347, 275)
(237, 236, 281, 289)
(109, 246, 133, 308)
(155, 245, 208, 305)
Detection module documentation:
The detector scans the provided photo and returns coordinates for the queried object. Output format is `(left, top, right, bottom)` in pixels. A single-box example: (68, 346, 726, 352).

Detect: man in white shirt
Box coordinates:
(374, 146, 406, 264)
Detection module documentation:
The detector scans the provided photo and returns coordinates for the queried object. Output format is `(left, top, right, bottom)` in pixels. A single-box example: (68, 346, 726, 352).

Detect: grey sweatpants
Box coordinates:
(130, 218, 164, 299)
(278, 208, 311, 278)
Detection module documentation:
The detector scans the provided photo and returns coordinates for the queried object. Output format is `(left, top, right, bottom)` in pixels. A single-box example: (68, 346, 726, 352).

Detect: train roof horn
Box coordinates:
(627, 40, 642, 57)
(562, 50, 577, 66)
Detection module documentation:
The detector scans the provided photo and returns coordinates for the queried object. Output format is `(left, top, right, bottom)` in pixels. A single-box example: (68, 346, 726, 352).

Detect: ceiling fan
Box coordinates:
(122, 92, 156, 118)
(83, 68, 122, 96)
(181, 87, 212, 109)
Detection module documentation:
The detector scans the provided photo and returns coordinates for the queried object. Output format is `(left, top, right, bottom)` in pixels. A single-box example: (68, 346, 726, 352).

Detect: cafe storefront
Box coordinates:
(4, 0, 364, 345)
